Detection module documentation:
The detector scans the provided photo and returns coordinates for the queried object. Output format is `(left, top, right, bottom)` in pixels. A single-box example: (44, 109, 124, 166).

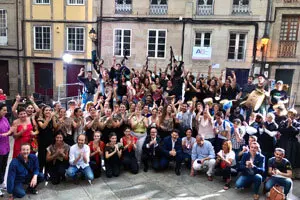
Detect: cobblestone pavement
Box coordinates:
(2, 166, 298, 200)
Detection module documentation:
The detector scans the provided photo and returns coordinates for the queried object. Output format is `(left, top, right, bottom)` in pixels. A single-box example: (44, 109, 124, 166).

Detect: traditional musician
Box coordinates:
(268, 80, 288, 112)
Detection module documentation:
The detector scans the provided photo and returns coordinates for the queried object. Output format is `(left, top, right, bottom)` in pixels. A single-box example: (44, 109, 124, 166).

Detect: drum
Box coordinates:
(241, 89, 265, 111)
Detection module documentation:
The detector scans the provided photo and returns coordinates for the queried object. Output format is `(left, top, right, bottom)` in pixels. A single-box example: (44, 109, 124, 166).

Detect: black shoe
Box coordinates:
(175, 168, 181, 176)
(26, 187, 38, 194)
(143, 165, 148, 172)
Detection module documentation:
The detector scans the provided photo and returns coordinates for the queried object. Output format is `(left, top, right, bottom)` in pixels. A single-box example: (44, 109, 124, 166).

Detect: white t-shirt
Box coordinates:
(217, 150, 236, 166)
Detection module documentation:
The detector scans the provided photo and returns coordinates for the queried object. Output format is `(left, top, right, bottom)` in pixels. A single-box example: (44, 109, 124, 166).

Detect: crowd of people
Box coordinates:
(0, 57, 299, 200)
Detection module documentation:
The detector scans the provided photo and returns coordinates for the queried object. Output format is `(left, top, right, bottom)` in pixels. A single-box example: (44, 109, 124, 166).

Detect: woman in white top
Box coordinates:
(196, 108, 214, 143)
(215, 140, 236, 190)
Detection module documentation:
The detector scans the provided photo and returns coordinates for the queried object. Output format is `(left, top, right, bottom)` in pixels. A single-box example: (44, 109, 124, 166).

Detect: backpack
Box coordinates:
(214, 120, 234, 135)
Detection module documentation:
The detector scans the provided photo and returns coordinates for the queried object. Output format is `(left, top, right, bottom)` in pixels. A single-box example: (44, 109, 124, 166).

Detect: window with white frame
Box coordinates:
(67, 27, 85, 52)
(34, 26, 51, 50)
(0, 9, 7, 45)
(67, 0, 84, 5)
(228, 33, 246, 60)
(114, 29, 131, 57)
(195, 32, 211, 47)
(148, 30, 166, 58)
(35, 0, 50, 4)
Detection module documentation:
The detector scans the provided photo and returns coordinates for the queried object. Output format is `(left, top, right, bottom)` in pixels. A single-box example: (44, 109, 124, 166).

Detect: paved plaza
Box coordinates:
(3, 166, 296, 200)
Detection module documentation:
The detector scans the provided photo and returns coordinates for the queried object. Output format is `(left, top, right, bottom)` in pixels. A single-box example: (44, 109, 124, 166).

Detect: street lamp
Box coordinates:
(260, 34, 270, 75)
(89, 28, 98, 44)
(62, 53, 73, 64)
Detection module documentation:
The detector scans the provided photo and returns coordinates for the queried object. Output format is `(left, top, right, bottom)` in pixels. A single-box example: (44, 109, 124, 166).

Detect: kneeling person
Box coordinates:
(66, 134, 94, 183)
(190, 135, 216, 181)
(7, 143, 44, 199)
(265, 148, 293, 198)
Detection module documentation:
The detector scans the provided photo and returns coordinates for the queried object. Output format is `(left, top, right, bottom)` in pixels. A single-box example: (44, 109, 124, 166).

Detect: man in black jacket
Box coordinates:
(142, 127, 162, 172)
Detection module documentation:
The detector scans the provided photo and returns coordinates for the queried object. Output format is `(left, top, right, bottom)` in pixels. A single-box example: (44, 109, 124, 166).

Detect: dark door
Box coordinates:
(66, 64, 84, 97)
(0, 60, 9, 95)
(275, 69, 294, 95)
(34, 63, 53, 97)
(226, 68, 250, 88)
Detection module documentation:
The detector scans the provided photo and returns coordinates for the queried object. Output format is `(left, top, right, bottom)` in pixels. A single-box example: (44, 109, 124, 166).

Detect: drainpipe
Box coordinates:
(98, 0, 103, 58)
(181, 20, 185, 61)
(16, 0, 21, 95)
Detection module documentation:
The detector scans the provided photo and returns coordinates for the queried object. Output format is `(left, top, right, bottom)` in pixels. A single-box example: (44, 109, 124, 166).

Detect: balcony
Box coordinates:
(232, 4, 250, 14)
(284, 0, 298, 2)
(278, 41, 297, 58)
(115, 2, 132, 14)
(197, 5, 213, 15)
(149, 4, 168, 15)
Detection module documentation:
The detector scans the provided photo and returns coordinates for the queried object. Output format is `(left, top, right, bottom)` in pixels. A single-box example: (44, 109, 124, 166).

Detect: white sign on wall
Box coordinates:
(192, 46, 212, 60)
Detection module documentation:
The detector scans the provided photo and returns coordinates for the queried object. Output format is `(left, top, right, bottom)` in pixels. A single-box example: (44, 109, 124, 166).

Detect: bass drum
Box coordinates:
(241, 89, 265, 111)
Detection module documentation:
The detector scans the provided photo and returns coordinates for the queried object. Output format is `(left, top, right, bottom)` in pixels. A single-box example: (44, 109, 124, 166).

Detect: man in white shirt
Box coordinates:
(66, 134, 94, 184)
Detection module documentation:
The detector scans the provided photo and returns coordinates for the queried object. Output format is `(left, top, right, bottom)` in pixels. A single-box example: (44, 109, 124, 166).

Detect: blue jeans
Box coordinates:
(235, 174, 262, 194)
(66, 165, 94, 181)
(82, 93, 94, 111)
(265, 176, 292, 195)
(12, 173, 44, 198)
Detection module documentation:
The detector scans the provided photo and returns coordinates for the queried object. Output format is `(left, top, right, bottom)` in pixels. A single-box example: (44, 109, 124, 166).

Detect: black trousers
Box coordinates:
(90, 161, 101, 178)
(48, 160, 69, 185)
(0, 153, 9, 184)
(122, 151, 139, 174)
(105, 156, 120, 178)
(142, 153, 160, 171)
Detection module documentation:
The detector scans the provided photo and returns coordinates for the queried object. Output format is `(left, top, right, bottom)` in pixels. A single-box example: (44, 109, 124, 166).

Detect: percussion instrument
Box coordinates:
(240, 89, 265, 111)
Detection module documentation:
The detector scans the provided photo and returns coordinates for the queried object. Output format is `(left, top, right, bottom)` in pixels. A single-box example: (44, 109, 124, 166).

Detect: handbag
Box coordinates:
(269, 185, 285, 200)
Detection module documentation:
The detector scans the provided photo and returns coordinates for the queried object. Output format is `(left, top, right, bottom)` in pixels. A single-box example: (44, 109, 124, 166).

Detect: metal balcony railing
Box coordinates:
(278, 41, 298, 58)
(115, 3, 132, 14)
(232, 4, 250, 14)
(197, 5, 213, 15)
(149, 4, 168, 15)
(284, 0, 298, 2)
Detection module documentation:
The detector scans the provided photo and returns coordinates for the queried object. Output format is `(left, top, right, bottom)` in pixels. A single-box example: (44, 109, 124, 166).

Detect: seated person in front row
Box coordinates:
(215, 140, 236, 190)
(46, 131, 70, 185)
(160, 129, 183, 176)
(235, 142, 265, 200)
(265, 148, 293, 199)
(7, 143, 44, 200)
(190, 134, 216, 181)
(66, 134, 94, 184)
(182, 128, 196, 169)
(142, 127, 162, 172)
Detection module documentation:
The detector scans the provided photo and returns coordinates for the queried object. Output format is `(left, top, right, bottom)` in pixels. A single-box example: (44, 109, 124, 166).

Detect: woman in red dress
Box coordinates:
(88, 131, 105, 178)
(12, 107, 37, 158)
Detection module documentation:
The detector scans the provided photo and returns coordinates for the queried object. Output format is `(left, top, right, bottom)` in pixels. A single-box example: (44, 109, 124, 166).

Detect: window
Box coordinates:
(67, 27, 85, 52)
(151, 0, 167, 5)
(148, 30, 166, 58)
(0, 9, 7, 45)
(67, 0, 84, 5)
(278, 16, 299, 57)
(228, 33, 246, 60)
(34, 0, 50, 4)
(195, 32, 211, 47)
(34, 26, 51, 50)
(280, 16, 299, 41)
(114, 29, 131, 57)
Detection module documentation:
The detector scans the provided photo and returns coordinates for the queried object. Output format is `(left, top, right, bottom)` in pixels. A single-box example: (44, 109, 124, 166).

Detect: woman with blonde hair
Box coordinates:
(215, 140, 236, 190)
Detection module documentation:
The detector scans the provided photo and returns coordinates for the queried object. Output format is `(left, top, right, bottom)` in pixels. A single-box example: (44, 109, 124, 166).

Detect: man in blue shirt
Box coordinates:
(190, 135, 216, 181)
(7, 143, 44, 200)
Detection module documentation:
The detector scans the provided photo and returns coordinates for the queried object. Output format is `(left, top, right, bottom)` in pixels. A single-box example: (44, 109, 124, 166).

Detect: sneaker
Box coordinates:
(207, 176, 213, 181)
(88, 180, 92, 185)
(0, 190, 3, 197)
(0, 183, 6, 190)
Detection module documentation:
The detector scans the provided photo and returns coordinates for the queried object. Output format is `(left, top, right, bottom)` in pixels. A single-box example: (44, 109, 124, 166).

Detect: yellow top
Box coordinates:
(132, 116, 147, 133)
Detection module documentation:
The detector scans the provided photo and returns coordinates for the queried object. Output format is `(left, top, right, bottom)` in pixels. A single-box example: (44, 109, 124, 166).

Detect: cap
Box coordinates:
(276, 80, 283, 85)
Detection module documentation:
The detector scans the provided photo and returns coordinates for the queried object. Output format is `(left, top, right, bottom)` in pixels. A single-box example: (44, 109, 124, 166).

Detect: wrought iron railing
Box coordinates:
(278, 41, 297, 58)
(232, 4, 250, 14)
(283, 0, 298, 2)
(115, 3, 132, 14)
(197, 5, 213, 15)
(149, 4, 168, 15)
